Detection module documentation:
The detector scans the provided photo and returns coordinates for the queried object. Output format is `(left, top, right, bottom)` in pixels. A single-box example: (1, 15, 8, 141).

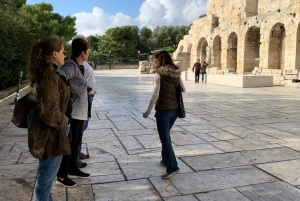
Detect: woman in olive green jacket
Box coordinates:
(27, 36, 70, 201)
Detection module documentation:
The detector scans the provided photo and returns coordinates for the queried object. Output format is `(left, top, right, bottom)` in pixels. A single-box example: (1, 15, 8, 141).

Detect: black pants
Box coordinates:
(195, 71, 200, 83)
(57, 119, 84, 177)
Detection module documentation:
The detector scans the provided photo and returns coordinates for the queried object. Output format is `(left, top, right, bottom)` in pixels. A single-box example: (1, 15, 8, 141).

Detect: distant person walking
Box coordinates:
(201, 61, 209, 82)
(27, 36, 71, 201)
(192, 59, 201, 83)
(143, 50, 186, 180)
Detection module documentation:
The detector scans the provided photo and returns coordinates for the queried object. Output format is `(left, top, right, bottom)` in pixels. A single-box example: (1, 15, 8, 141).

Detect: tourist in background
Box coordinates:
(201, 61, 209, 82)
(192, 59, 201, 83)
(143, 50, 186, 180)
(27, 36, 70, 201)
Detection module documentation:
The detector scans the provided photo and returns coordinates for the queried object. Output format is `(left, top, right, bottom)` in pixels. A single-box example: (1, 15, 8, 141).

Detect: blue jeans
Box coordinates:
(34, 155, 63, 201)
(155, 109, 179, 173)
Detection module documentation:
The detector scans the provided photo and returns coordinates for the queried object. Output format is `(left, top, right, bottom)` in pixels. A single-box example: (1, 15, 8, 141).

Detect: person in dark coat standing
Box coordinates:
(192, 59, 201, 83)
(201, 61, 209, 82)
(27, 36, 70, 201)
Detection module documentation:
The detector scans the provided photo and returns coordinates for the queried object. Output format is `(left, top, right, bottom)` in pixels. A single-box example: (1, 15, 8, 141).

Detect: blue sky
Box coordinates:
(25, 0, 207, 36)
(26, 0, 145, 18)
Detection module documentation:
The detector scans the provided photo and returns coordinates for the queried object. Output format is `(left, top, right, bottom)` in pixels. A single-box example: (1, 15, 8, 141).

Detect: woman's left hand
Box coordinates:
(143, 112, 150, 118)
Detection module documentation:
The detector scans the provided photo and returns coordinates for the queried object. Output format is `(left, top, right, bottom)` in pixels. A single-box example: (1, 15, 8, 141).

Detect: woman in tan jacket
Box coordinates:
(27, 36, 70, 201)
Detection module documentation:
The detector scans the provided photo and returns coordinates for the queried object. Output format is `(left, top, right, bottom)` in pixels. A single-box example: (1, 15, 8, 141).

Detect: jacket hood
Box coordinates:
(156, 65, 181, 78)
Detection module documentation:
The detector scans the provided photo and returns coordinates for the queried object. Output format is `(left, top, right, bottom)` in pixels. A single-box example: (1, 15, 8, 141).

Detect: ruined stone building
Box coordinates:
(173, 0, 300, 83)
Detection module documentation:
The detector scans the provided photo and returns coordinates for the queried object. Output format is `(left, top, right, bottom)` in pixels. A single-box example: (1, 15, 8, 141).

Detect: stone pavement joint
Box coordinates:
(1, 69, 300, 200)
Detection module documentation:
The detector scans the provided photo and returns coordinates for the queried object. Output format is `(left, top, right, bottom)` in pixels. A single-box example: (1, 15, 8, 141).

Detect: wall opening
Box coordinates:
(179, 45, 184, 52)
(245, 0, 258, 17)
(227, 32, 238, 70)
(200, 40, 208, 63)
(197, 37, 207, 61)
(244, 26, 260, 72)
(296, 23, 300, 69)
(187, 44, 193, 54)
(212, 35, 222, 67)
(268, 23, 286, 69)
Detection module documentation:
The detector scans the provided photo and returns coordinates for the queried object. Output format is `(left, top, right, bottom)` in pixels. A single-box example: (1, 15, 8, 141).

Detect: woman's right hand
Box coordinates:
(143, 112, 150, 119)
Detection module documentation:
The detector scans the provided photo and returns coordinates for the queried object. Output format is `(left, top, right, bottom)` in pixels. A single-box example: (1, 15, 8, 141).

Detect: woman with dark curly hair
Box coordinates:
(27, 36, 71, 201)
(143, 50, 186, 179)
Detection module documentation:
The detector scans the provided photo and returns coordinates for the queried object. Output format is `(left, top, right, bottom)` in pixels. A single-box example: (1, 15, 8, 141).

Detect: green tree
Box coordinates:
(157, 26, 189, 49)
(0, 0, 35, 89)
(87, 35, 100, 51)
(20, 3, 76, 42)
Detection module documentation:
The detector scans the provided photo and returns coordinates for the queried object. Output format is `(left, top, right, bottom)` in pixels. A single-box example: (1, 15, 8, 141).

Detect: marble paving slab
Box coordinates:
(164, 195, 198, 201)
(67, 185, 94, 201)
(181, 147, 300, 171)
(79, 161, 121, 177)
(88, 120, 116, 129)
(0, 178, 34, 201)
(195, 188, 251, 201)
(114, 128, 157, 136)
(170, 132, 206, 145)
(82, 129, 117, 143)
(173, 143, 223, 157)
(0, 153, 20, 166)
(192, 133, 219, 142)
(209, 141, 243, 152)
(51, 182, 67, 201)
(135, 134, 161, 149)
(72, 174, 125, 185)
(118, 136, 144, 151)
(0, 163, 37, 180)
(112, 120, 146, 131)
(257, 159, 300, 185)
(92, 179, 162, 201)
(117, 156, 193, 180)
(149, 177, 181, 198)
(169, 166, 277, 194)
(87, 141, 127, 157)
(236, 181, 300, 200)
(207, 131, 240, 140)
(227, 139, 266, 150)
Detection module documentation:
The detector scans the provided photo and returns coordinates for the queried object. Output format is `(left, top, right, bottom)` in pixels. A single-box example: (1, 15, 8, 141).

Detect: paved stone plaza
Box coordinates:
(1, 69, 300, 200)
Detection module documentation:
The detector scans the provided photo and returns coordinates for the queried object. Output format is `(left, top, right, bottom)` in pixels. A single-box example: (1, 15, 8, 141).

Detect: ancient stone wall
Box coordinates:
(174, 0, 300, 82)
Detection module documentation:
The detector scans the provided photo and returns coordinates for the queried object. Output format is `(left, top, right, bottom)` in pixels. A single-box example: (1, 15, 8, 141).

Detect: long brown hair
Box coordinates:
(154, 50, 178, 69)
(27, 36, 63, 85)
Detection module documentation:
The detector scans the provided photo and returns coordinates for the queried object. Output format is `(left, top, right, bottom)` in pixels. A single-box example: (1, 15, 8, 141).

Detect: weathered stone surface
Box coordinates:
(149, 177, 181, 198)
(195, 188, 251, 201)
(181, 147, 300, 171)
(164, 195, 198, 201)
(0, 178, 34, 201)
(92, 179, 161, 201)
(257, 160, 300, 185)
(237, 181, 300, 200)
(169, 166, 277, 194)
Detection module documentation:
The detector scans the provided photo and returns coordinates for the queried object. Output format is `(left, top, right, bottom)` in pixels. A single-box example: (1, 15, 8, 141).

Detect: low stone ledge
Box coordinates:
(0, 80, 30, 100)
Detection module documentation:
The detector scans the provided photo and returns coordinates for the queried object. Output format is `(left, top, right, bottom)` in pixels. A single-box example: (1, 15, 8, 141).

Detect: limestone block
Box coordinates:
(298, 72, 300, 80)
(271, 69, 282, 74)
(284, 75, 298, 80)
(285, 70, 299, 75)
(254, 67, 259, 71)
(252, 70, 256, 75)
(261, 68, 272, 74)
(257, 68, 262, 73)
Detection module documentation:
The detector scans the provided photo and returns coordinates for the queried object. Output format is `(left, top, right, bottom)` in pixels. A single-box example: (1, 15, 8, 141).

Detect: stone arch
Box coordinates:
(187, 43, 193, 53)
(200, 40, 208, 63)
(268, 23, 286, 69)
(296, 23, 300, 69)
(244, 26, 260, 72)
(212, 35, 221, 67)
(227, 32, 238, 70)
(179, 45, 184, 52)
